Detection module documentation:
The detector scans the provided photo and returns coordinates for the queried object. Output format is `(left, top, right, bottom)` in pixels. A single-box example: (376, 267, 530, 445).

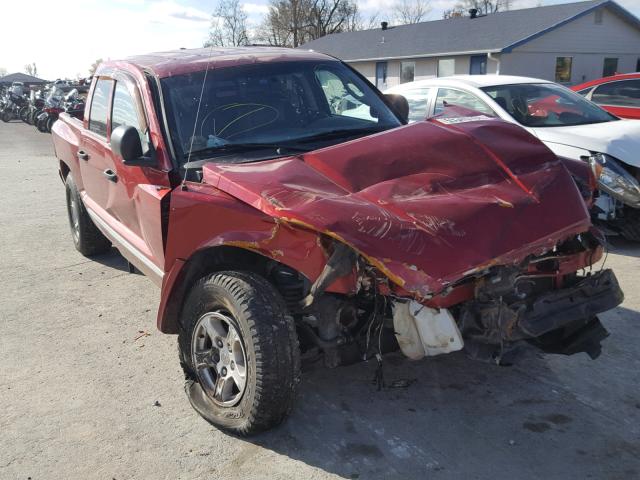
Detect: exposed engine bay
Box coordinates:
(270, 230, 623, 369)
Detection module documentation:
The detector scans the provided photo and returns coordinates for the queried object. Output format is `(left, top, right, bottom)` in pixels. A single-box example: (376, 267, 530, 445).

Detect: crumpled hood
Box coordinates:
(532, 119, 640, 168)
(203, 119, 591, 298)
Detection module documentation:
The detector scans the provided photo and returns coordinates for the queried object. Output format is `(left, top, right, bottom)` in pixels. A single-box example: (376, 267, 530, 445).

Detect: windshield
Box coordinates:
(160, 60, 401, 163)
(481, 83, 617, 127)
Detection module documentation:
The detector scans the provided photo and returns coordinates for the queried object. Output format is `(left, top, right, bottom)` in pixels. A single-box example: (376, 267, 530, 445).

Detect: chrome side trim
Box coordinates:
(86, 208, 165, 284)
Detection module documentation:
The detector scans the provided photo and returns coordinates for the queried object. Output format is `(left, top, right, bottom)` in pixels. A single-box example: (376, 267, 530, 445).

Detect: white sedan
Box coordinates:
(386, 75, 640, 240)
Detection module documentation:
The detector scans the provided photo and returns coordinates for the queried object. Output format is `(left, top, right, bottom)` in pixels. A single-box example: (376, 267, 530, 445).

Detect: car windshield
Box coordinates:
(160, 60, 402, 163)
(481, 83, 617, 127)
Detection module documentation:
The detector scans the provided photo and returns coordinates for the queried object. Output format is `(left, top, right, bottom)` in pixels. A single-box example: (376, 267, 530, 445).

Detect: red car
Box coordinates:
(572, 73, 640, 119)
(51, 47, 623, 435)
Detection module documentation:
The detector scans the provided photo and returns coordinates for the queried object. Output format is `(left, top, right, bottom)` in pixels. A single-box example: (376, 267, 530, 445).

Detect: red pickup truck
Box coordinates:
(52, 47, 623, 435)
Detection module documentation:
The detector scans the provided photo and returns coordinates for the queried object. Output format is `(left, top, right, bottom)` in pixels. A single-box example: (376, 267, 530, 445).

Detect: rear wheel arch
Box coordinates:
(59, 160, 70, 183)
(159, 246, 310, 334)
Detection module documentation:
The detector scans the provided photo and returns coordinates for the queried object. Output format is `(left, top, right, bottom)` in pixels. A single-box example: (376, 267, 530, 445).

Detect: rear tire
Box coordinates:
(1, 110, 11, 122)
(65, 174, 111, 256)
(45, 116, 56, 133)
(178, 271, 300, 436)
(620, 207, 640, 242)
(19, 107, 29, 123)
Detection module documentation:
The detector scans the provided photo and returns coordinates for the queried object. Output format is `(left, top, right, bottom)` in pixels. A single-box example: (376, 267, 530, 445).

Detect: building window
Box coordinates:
(603, 58, 618, 77)
(400, 62, 415, 84)
(595, 9, 603, 24)
(437, 58, 455, 77)
(555, 57, 572, 83)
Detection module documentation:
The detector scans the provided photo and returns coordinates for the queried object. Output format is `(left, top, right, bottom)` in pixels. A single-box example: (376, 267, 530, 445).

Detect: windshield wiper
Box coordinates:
(291, 126, 387, 143)
(185, 142, 313, 159)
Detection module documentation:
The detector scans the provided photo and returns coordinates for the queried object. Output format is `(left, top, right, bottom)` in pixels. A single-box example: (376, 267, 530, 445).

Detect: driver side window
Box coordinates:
(315, 69, 376, 122)
(111, 81, 148, 153)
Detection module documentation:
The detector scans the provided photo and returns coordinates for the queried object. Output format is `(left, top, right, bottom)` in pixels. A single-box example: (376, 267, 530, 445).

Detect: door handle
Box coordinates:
(77, 150, 89, 161)
(103, 169, 118, 183)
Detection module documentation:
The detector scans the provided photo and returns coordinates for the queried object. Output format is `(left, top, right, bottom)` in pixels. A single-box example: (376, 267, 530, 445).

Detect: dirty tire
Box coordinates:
(178, 271, 300, 436)
(65, 174, 111, 256)
(620, 208, 640, 242)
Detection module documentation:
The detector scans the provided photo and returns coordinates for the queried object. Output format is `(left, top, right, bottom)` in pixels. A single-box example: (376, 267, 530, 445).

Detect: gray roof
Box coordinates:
(300, 0, 640, 61)
(0, 72, 47, 84)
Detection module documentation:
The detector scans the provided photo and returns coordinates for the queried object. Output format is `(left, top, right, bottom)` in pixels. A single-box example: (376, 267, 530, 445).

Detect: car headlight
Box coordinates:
(589, 153, 640, 207)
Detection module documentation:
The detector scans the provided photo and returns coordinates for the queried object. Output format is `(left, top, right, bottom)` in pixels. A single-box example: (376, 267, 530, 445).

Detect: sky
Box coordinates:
(1, 0, 639, 79)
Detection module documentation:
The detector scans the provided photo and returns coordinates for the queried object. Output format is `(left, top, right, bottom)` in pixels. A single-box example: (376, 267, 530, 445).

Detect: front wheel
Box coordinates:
(178, 271, 300, 436)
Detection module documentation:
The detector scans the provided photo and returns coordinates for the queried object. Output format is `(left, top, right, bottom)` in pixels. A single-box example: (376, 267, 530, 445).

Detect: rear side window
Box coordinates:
(434, 88, 495, 116)
(401, 88, 431, 122)
(111, 81, 148, 151)
(592, 79, 640, 107)
(89, 79, 113, 137)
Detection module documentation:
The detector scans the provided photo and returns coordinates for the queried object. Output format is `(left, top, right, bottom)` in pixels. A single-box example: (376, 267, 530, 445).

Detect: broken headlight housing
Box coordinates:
(589, 153, 640, 208)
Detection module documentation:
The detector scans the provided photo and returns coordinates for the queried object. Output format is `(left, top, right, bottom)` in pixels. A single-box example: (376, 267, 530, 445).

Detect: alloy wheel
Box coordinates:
(191, 311, 248, 407)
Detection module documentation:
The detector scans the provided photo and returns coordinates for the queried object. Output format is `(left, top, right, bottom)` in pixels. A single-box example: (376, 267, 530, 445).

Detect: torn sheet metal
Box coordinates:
(201, 119, 591, 298)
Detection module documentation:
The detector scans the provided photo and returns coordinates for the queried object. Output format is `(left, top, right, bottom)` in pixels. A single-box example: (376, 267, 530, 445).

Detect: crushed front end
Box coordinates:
(447, 231, 623, 362)
(195, 118, 625, 367)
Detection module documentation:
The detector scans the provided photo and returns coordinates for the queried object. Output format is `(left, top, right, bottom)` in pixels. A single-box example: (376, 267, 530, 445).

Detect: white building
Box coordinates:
(300, 0, 640, 88)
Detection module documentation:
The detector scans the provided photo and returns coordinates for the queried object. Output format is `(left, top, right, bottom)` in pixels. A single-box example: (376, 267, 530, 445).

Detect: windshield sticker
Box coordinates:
(436, 115, 495, 124)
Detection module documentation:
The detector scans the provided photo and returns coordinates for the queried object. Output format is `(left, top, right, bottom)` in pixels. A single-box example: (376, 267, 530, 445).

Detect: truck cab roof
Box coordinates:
(99, 47, 336, 78)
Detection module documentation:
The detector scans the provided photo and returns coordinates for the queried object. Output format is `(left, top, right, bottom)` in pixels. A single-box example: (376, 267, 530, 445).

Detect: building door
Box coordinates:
(470, 55, 488, 75)
(375, 62, 388, 89)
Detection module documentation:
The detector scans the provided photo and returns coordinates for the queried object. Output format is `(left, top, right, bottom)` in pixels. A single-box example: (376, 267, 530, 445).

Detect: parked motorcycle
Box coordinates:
(1, 83, 28, 123)
(23, 90, 45, 126)
(36, 88, 84, 133)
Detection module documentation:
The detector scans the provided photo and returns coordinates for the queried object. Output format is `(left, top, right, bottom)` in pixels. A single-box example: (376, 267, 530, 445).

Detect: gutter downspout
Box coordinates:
(487, 52, 501, 75)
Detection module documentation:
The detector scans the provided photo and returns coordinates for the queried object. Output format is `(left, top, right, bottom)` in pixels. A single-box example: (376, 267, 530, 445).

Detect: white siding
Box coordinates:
(515, 7, 640, 54)
(349, 54, 482, 88)
(503, 6, 640, 83)
(351, 62, 375, 84)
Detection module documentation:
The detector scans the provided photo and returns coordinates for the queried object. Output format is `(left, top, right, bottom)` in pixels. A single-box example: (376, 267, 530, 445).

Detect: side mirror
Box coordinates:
(111, 125, 156, 167)
(384, 93, 410, 124)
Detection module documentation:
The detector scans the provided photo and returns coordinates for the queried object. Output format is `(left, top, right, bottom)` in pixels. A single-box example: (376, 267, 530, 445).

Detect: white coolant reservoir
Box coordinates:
(393, 301, 464, 360)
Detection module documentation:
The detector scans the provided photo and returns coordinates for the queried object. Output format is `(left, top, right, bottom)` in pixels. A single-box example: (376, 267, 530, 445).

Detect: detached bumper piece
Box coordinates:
(460, 269, 624, 361)
(522, 269, 623, 359)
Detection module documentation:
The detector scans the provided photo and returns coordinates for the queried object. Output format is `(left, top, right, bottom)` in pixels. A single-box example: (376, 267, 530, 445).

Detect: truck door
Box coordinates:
(78, 74, 172, 285)
(78, 77, 113, 208)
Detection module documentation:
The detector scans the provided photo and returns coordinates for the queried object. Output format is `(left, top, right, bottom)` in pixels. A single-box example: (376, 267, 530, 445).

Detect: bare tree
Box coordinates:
(308, 0, 358, 38)
(89, 58, 103, 76)
(24, 63, 38, 77)
(452, 0, 514, 16)
(257, 0, 359, 47)
(257, 0, 305, 47)
(205, 0, 249, 47)
(393, 0, 431, 25)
